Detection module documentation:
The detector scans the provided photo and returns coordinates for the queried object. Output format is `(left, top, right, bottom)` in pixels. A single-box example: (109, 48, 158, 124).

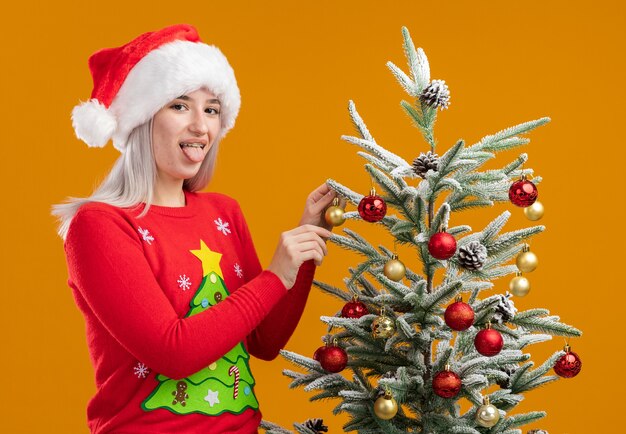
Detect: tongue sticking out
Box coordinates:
(181, 145, 205, 163)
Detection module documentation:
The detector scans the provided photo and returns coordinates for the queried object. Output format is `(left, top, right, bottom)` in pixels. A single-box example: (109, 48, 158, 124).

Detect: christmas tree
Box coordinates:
(142, 240, 259, 415)
(261, 27, 582, 434)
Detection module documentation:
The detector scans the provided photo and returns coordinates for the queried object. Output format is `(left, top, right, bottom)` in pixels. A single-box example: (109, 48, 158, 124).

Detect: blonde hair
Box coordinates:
(51, 119, 220, 240)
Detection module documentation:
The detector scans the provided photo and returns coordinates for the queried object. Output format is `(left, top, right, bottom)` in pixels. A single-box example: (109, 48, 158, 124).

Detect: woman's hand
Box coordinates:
(267, 183, 345, 290)
(298, 182, 347, 231)
(268, 225, 332, 290)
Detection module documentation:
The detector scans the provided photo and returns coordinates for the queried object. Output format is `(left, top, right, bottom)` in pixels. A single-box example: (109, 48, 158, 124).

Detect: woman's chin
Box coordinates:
(169, 166, 201, 182)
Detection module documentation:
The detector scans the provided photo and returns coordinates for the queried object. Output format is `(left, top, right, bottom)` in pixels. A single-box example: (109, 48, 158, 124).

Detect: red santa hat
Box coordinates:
(72, 24, 240, 152)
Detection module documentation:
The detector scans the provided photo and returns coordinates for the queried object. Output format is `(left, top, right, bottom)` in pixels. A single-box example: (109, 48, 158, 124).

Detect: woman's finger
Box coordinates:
(294, 237, 328, 256)
(309, 190, 337, 217)
(283, 231, 328, 255)
(308, 183, 331, 204)
(300, 249, 324, 266)
(288, 224, 332, 239)
(309, 187, 335, 210)
(293, 233, 328, 254)
(296, 241, 325, 259)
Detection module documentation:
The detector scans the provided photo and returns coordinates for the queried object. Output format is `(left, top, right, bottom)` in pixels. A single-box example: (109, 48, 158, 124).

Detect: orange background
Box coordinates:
(1, 1, 623, 432)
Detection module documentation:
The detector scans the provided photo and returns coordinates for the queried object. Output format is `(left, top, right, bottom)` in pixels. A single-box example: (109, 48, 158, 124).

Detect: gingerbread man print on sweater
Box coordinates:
(172, 381, 189, 406)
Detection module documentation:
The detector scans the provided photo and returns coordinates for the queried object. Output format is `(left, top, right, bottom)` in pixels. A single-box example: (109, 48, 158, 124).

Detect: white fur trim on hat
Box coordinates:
(71, 99, 118, 148)
(109, 40, 240, 152)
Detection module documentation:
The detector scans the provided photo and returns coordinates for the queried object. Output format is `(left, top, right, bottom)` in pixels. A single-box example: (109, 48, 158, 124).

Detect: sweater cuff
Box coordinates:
(298, 259, 317, 280)
(258, 269, 289, 297)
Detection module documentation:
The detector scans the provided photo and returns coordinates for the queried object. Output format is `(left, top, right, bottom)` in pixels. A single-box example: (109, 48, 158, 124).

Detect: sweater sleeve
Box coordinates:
(64, 207, 289, 380)
(234, 203, 317, 360)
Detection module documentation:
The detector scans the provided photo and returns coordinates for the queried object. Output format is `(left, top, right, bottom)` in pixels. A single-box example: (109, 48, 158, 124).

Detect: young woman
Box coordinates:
(52, 24, 338, 434)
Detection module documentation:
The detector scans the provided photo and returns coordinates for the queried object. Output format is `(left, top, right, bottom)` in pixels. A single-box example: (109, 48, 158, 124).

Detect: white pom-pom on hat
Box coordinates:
(71, 99, 117, 148)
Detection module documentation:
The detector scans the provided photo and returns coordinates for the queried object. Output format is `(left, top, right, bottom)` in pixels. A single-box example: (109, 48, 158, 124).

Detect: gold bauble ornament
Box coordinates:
(516, 244, 538, 272)
(509, 273, 530, 297)
(523, 201, 544, 221)
(324, 197, 345, 227)
(475, 397, 500, 428)
(371, 307, 396, 339)
(383, 255, 406, 282)
(373, 390, 398, 420)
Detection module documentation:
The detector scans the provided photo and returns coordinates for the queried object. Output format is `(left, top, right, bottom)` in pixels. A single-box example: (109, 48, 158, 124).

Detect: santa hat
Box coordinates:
(72, 24, 240, 152)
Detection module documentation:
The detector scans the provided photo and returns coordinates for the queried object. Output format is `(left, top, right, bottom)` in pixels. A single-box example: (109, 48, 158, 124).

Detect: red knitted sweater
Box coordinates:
(64, 190, 316, 434)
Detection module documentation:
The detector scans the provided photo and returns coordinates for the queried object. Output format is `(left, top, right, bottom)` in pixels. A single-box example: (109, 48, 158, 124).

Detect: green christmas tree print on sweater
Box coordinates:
(142, 240, 259, 415)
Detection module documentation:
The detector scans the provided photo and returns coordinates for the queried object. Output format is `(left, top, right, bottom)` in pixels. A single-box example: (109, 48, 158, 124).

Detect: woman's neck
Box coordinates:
(153, 181, 186, 207)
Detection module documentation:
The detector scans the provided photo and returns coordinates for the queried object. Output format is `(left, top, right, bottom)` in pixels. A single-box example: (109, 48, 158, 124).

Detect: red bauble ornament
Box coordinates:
(319, 345, 348, 373)
(474, 324, 504, 356)
(358, 189, 387, 222)
(432, 366, 462, 398)
(444, 296, 475, 331)
(313, 345, 327, 361)
(428, 231, 457, 260)
(554, 345, 582, 378)
(508, 176, 538, 207)
(342, 299, 369, 319)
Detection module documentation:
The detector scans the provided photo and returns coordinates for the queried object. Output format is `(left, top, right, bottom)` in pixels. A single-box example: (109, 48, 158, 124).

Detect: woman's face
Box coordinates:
(152, 88, 222, 183)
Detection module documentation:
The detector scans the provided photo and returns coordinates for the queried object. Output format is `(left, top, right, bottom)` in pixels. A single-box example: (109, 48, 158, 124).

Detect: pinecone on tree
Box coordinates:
(457, 241, 488, 270)
(303, 418, 328, 433)
(419, 79, 451, 110)
(381, 370, 398, 379)
(493, 292, 518, 324)
(527, 430, 549, 434)
(496, 363, 518, 388)
(412, 151, 439, 178)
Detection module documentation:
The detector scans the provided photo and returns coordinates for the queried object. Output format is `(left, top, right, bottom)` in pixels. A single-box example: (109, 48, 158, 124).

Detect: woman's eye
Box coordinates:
(206, 107, 220, 115)
(170, 103, 187, 111)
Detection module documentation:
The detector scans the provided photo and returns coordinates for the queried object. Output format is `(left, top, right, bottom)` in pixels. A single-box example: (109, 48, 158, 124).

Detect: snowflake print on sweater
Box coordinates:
(134, 362, 150, 379)
(214, 218, 231, 236)
(138, 227, 154, 245)
(234, 263, 243, 279)
(177, 274, 192, 291)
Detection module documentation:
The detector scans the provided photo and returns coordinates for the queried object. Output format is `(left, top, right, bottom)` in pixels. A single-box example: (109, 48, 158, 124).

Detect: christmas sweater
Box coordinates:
(63, 189, 316, 434)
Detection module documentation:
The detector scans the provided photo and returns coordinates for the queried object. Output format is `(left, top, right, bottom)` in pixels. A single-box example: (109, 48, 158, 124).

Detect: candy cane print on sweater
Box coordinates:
(229, 366, 240, 399)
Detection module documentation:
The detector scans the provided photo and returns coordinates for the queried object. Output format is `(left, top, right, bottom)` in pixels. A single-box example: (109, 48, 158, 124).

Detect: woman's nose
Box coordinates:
(189, 110, 209, 135)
